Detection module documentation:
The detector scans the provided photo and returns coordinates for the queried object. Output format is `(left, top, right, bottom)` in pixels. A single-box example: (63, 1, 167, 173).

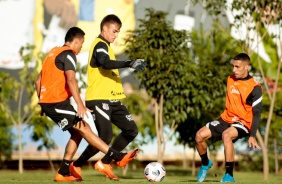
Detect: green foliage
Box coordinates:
(0, 44, 56, 172)
(0, 72, 16, 167)
(0, 112, 14, 168)
(28, 113, 56, 151)
(124, 9, 238, 126)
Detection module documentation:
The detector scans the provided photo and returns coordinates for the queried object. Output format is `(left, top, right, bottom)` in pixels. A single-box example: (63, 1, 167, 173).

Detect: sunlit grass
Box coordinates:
(0, 166, 281, 183)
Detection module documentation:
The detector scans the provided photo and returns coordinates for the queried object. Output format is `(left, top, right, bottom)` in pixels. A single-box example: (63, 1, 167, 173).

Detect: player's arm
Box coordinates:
(61, 51, 87, 118)
(246, 85, 262, 149)
(92, 42, 145, 71)
(35, 71, 42, 98)
(247, 85, 263, 137)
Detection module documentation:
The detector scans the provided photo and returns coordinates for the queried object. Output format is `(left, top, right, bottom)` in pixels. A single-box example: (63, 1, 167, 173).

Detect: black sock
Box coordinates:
(58, 159, 71, 176)
(225, 162, 234, 176)
(74, 145, 99, 167)
(101, 155, 113, 164)
(200, 152, 209, 166)
(105, 147, 124, 162)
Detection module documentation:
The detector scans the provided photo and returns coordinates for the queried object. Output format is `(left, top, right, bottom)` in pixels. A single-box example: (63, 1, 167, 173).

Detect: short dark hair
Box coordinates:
(65, 27, 85, 42)
(233, 53, 250, 64)
(100, 14, 122, 32)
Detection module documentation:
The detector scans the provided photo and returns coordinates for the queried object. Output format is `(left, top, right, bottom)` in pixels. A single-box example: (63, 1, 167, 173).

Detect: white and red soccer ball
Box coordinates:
(144, 162, 166, 182)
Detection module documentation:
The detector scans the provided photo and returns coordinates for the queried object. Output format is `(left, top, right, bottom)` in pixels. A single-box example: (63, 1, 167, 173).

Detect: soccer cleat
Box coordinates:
(197, 160, 213, 182)
(54, 171, 81, 182)
(221, 173, 235, 182)
(116, 149, 139, 167)
(94, 160, 120, 181)
(69, 161, 82, 180)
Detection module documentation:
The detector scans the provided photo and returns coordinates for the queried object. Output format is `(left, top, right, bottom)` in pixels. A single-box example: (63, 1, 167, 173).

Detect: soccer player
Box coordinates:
(69, 14, 146, 181)
(35, 27, 138, 182)
(195, 53, 262, 182)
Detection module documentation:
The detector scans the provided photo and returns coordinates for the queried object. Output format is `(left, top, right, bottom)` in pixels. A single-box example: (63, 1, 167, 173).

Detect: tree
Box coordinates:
(194, 0, 282, 180)
(0, 73, 14, 169)
(28, 113, 57, 172)
(124, 8, 234, 163)
(0, 45, 42, 173)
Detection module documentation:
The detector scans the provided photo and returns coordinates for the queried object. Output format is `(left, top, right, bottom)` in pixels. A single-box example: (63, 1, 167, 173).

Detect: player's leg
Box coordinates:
(72, 100, 112, 167)
(195, 125, 213, 182)
(40, 100, 83, 182)
(195, 126, 212, 155)
(221, 122, 249, 182)
(196, 119, 229, 182)
(72, 100, 119, 180)
(109, 101, 138, 167)
(57, 128, 82, 180)
(72, 120, 137, 181)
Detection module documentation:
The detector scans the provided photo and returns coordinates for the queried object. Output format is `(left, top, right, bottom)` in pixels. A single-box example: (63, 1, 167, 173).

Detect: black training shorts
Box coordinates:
(206, 118, 250, 144)
(40, 99, 82, 131)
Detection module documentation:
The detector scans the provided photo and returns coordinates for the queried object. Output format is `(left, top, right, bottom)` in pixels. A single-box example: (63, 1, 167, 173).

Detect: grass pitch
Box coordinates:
(0, 166, 281, 183)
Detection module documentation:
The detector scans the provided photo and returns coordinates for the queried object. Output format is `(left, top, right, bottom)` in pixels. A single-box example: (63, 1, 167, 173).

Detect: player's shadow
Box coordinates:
(185, 179, 219, 182)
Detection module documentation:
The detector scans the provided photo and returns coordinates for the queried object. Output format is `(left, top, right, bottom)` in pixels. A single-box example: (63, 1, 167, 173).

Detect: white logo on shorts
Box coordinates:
(126, 115, 133, 121)
(210, 120, 220, 126)
(58, 118, 68, 129)
(102, 103, 109, 110)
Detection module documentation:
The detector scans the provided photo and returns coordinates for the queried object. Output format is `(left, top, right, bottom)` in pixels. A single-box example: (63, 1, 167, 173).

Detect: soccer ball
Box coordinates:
(144, 162, 166, 182)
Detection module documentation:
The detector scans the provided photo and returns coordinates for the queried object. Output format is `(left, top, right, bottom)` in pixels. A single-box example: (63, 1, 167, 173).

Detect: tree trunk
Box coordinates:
(155, 95, 177, 165)
(192, 148, 196, 176)
(17, 125, 23, 174)
(273, 138, 278, 174)
(47, 151, 55, 172)
(182, 145, 187, 169)
(154, 99, 161, 163)
(256, 131, 268, 180)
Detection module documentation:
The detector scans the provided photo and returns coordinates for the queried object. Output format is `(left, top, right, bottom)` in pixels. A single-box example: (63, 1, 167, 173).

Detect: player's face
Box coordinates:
(232, 59, 249, 79)
(103, 23, 120, 43)
(73, 37, 84, 55)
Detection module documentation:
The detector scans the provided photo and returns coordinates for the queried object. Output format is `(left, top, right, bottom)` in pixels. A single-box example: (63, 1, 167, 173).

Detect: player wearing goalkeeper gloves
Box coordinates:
(70, 14, 145, 181)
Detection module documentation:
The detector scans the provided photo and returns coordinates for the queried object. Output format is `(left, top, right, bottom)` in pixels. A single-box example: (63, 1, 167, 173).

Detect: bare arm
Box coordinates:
(65, 70, 88, 118)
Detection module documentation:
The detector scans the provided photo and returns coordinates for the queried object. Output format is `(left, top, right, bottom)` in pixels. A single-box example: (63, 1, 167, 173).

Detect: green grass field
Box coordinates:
(0, 166, 281, 184)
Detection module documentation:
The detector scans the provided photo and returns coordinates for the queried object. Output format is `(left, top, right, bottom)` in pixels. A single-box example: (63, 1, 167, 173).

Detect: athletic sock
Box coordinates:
(74, 145, 99, 167)
(101, 155, 112, 164)
(225, 162, 234, 176)
(58, 159, 72, 176)
(105, 147, 124, 162)
(200, 152, 209, 166)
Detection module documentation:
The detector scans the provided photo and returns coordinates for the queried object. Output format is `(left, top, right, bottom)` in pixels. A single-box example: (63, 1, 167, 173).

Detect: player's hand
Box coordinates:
(248, 136, 261, 150)
(129, 59, 146, 72)
(76, 104, 92, 119)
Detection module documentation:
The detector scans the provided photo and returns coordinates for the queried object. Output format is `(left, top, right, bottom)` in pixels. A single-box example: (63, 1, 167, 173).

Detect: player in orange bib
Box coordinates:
(36, 27, 138, 182)
(195, 53, 262, 182)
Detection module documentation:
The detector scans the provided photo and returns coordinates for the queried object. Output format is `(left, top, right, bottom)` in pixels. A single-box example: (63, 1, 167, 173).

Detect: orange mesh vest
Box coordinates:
(220, 74, 261, 130)
(39, 46, 74, 103)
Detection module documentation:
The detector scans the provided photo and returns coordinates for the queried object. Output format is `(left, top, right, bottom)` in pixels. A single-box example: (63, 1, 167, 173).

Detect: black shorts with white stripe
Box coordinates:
(206, 118, 250, 144)
(40, 99, 82, 131)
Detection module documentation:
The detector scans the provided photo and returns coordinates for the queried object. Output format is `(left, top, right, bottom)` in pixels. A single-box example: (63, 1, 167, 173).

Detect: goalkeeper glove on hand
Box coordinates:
(129, 59, 146, 72)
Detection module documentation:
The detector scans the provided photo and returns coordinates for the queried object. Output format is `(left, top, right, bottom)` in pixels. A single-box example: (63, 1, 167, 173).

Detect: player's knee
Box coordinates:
(195, 131, 205, 143)
(222, 131, 231, 142)
(100, 135, 113, 145)
(123, 127, 138, 142)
